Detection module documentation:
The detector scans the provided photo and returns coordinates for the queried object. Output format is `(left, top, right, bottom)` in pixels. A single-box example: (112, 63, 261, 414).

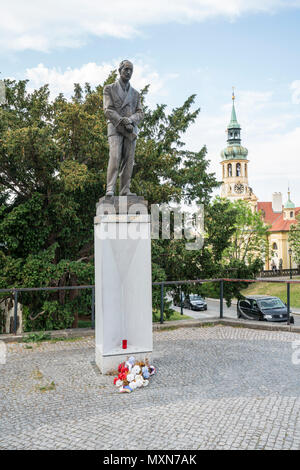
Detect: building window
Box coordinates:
(228, 163, 232, 177)
(236, 163, 241, 177)
(245, 163, 247, 177)
(272, 242, 278, 251)
(290, 211, 294, 219)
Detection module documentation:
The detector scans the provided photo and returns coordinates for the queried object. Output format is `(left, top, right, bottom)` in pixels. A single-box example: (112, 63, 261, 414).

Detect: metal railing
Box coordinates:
(259, 268, 300, 278)
(0, 285, 95, 335)
(1, 277, 300, 335)
(153, 277, 300, 326)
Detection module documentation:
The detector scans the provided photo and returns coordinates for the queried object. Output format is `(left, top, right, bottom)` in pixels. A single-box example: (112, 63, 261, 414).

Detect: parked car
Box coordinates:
(237, 295, 294, 323)
(182, 294, 207, 311)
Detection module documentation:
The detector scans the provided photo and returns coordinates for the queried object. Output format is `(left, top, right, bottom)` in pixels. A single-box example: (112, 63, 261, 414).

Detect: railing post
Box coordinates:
(160, 283, 164, 324)
(287, 282, 290, 325)
(91, 286, 95, 330)
(180, 287, 183, 316)
(13, 289, 18, 334)
(220, 280, 224, 319)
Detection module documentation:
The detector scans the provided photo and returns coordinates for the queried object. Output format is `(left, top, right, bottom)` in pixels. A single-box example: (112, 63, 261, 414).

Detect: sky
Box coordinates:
(1, 0, 300, 205)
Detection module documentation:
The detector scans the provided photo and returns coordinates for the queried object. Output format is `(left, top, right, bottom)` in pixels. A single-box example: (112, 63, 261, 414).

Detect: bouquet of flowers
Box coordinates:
(113, 356, 156, 393)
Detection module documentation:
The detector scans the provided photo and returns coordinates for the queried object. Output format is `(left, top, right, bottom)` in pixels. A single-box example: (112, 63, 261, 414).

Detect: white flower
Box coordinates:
(125, 361, 132, 372)
(129, 381, 138, 390)
(126, 373, 134, 383)
(132, 365, 141, 375)
(135, 375, 144, 387)
(115, 380, 123, 388)
(143, 380, 149, 387)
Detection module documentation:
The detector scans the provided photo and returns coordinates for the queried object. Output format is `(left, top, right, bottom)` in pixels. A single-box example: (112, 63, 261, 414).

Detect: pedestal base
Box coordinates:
(95, 345, 152, 374)
(94, 203, 153, 375)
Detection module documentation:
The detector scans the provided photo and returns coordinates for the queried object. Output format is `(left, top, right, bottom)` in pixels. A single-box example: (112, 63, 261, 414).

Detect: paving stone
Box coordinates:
(1, 326, 300, 449)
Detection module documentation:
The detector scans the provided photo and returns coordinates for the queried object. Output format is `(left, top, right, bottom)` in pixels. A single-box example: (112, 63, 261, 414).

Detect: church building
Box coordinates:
(220, 92, 299, 270)
(220, 91, 258, 207)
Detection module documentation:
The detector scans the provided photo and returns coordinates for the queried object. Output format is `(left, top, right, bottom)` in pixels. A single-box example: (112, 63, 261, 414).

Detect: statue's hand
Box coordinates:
(121, 117, 131, 126)
(125, 124, 133, 133)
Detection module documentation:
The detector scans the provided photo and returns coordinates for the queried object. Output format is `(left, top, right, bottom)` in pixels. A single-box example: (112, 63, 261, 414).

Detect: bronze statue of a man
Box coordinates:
(103, 60, 144, 196)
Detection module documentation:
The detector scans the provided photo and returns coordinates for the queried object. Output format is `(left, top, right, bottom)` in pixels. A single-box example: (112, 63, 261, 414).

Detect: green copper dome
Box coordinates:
(221, 92, 248, 160)
(221, 145, 248, 160)
(285, 191, 295, 209)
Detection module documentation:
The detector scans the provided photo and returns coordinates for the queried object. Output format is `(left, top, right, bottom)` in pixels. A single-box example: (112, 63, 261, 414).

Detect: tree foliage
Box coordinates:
(0, 77, 266, 329)
(153, 197, 266, 307)
(0, 76, 219, 329)
(222, 199, 269, 264)
(289, 214, 300, 266)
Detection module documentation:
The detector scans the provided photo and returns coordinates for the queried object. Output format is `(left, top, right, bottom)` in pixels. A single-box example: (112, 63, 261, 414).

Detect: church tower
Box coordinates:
(220, 90, 257, 206)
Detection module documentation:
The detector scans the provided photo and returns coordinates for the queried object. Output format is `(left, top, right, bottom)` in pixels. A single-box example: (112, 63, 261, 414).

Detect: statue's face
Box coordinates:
(120, 63, 133, 82)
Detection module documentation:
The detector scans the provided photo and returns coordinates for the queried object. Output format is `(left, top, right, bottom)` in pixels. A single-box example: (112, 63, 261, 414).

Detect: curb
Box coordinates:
(154, 318, 300, 333)
(0, 327, 95, 344)
(2, 317, 300, 343)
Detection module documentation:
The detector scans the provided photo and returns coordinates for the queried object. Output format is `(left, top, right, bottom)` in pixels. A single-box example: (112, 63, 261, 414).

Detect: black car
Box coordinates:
(183, 294, 207, 311)
(237, 295, 294, 323)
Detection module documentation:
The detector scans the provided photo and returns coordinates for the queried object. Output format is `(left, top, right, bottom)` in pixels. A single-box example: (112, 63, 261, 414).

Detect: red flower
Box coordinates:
(118, 362, 125, 372)
(113, 377, 118, 385)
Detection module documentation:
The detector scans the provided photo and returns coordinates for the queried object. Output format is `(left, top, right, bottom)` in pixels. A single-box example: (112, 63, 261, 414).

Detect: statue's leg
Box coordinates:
(119, 137, 136, 196)
(106, 134, 123, 195)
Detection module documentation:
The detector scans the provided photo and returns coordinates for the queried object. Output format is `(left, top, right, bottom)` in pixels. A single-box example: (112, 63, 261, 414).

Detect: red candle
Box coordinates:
(122, 339, 127, 349)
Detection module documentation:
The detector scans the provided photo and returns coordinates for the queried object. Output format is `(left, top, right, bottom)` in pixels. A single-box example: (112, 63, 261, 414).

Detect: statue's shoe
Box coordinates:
(120, 191, 137, 196)
(105, 191, 114, 196)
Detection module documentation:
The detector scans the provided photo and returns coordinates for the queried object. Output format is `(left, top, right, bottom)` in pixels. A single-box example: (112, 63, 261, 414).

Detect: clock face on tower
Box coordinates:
(234, 183, 244, 194)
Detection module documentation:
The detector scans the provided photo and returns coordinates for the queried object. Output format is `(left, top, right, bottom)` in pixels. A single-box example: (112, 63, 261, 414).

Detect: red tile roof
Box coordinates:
(257, 202, 300, 232)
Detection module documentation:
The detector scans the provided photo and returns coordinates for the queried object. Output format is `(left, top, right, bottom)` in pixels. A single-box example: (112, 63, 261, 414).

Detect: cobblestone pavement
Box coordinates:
(1, 325, 300, 450)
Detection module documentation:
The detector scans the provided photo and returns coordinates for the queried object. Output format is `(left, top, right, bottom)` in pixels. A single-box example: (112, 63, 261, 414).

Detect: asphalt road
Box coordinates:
(173, 298, 300, 326)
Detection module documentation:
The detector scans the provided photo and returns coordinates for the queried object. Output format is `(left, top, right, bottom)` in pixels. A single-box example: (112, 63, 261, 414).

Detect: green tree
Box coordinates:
(0, 76, 219, 329)
(215, 198, 268, 304)
(223, 199, 269, 264)
(289, 214, 300, 266)
(174, 198, 267, 305)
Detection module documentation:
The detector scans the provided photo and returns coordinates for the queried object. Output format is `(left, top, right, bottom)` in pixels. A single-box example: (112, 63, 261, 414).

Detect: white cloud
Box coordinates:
(250, 127, 300, 180)
(25, 60, 178, 101)
(0, 0, 299, 51)
(291, 80, 300, 104)
(248, 127, 300, 204)
(234, 90, 273, 110)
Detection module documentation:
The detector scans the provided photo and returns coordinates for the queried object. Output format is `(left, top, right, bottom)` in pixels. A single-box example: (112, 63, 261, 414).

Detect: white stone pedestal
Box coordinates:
(94, 202, 152, 374)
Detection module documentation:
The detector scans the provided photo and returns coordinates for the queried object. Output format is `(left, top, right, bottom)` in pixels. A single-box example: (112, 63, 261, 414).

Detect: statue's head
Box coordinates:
(118, 60, 133, 83)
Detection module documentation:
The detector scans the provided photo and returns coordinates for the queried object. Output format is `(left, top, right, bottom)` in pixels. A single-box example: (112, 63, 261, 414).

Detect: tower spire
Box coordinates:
(285, 187, 295, 209)
(227, 89, 241, 144)
(220, 88, 255, 205)
(221, 89, 248, 160)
